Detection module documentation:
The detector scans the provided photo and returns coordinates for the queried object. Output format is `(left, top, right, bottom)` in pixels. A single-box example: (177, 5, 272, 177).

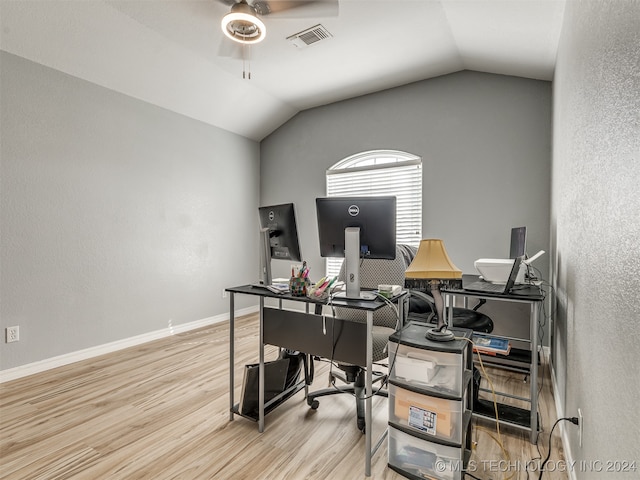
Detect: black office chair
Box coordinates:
(306, 244, 415, 432)
(407, 289, 494, 333)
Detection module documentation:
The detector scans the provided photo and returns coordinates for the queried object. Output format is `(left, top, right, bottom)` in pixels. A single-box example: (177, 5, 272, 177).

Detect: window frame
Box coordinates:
(325, 150, 422, 277)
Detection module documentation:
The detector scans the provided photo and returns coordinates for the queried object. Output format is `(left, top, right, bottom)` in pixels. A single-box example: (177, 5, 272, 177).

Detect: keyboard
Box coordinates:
(463, 281, 507, 294)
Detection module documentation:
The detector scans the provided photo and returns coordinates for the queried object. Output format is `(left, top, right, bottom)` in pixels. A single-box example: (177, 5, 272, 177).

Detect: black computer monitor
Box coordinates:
(509, 226, 527, 259)
(258, 203, 302, 285)
(316, 196, 396, 300)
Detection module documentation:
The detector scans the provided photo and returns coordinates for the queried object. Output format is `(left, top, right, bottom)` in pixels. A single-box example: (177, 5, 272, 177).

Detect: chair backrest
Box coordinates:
(333, 244, 416, 329)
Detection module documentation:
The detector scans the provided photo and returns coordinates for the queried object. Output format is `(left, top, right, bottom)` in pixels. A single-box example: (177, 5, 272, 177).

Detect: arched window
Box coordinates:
(325, 150, 422, 276)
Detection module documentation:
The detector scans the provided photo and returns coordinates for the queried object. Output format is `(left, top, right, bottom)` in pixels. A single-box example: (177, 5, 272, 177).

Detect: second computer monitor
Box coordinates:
(258, 203, 302, 285)
(258, 203, 302, 262)
(316, 196, 396, 299)
(509, 226, 527, 259)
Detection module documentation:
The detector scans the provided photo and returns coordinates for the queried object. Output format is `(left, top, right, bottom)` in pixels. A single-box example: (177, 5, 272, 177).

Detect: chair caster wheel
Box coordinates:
(357, 419, 366, 433)
(308, 399, 319, 409)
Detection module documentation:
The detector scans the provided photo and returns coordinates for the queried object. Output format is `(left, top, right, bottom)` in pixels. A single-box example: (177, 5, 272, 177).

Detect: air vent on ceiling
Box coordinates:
(287, 24, 332, 48)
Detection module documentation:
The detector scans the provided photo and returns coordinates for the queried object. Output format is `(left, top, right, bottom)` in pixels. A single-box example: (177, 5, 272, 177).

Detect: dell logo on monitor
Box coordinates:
(348, 205, 360, 216)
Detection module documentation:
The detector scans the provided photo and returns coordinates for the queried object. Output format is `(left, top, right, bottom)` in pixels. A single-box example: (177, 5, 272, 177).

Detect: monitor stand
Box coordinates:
(333, 290, 378, 301)
(258, 227, 272, 286)
(335, 227, 378, 301)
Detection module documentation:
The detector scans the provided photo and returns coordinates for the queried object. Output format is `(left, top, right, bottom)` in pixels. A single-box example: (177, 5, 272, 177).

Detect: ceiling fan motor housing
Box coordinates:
(223, 1, 266, 43)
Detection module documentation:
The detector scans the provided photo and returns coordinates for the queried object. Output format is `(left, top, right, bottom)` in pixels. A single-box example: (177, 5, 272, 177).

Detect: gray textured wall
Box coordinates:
(551, 0, 640, 473)
(261, 71, 552, 342)
(1, 52, 260, 370)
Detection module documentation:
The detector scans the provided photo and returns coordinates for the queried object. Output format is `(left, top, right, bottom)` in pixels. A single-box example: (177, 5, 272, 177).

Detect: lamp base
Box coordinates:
(426, 327, 455, 342)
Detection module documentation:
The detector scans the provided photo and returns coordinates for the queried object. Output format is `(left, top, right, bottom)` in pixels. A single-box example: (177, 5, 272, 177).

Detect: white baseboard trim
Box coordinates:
(550, 358, 578, 480)
(0, 305, 258, 384)
(542, 345, 550, 361)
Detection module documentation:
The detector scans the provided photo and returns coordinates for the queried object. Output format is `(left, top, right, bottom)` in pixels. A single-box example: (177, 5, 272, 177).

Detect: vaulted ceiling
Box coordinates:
(0, 0, 566, 141)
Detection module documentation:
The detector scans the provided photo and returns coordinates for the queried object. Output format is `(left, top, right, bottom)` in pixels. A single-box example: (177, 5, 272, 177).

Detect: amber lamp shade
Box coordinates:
(405, 239, 462, 341)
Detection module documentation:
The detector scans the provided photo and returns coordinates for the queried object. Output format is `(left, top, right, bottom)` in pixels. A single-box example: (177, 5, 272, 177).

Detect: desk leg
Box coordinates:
(530, 302, 539, 443)
(229, 292, 235, 422)
(365, 310, 373, 477)
(304, 303, 310, 398)
(259, 296, 265, 433)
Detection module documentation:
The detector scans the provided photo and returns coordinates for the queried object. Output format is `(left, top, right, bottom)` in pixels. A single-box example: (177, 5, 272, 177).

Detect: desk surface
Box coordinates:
(226, 284, 405, 311)
(443, 274, 544, 301)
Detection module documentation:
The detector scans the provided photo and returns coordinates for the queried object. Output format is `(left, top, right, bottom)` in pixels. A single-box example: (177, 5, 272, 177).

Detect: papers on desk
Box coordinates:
(267, 283, 289, 294)
(252, 282, 290, 294)
(472, 334, 511, 356)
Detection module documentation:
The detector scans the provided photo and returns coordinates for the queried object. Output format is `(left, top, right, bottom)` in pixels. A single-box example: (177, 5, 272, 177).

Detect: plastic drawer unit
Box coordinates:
(388, 425, 471, 480)
(388, 341, 464, 396)
(388, 382, 472, 445)
(388, 322, 473, 480)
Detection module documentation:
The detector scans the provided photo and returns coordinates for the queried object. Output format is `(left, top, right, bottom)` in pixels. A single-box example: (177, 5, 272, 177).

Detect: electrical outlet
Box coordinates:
(578, 408, 583, 447)
(6, 326, 19, 343)
(222, 289, 228, 299)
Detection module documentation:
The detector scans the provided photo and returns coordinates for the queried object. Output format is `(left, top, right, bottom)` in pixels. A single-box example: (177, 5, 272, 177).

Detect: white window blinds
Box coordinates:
(325, 150, 422, 277)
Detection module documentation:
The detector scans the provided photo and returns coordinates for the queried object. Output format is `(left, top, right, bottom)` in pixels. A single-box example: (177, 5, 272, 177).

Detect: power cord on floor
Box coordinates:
(537, 417, 579, 479)
(322, 290, 401, 401)
(526, 418, 544, 480)
(456, 336, 514, 480)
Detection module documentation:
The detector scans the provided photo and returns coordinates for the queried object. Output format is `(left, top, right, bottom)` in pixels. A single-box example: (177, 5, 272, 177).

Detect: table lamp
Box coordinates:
(405, 239, 463, 341)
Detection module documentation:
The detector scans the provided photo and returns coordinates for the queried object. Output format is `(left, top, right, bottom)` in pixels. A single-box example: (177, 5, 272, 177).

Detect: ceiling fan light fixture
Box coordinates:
(221, 2, 266, 44)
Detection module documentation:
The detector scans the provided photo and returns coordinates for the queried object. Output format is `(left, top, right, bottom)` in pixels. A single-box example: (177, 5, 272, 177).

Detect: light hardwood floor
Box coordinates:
(1, 314, 568, 479)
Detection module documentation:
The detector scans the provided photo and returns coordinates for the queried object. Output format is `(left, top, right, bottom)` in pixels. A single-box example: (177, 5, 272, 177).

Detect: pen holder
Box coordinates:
(306, 284, 328, 300)
(289, 277, 309, 297)
(306, 276, 339, 300)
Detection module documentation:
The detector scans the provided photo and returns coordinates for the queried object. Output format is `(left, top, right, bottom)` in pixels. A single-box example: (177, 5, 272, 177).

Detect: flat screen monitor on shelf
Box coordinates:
(315, 196, 396, 300)
(509, 226, 527, 259)
(258, 203, 302, 286)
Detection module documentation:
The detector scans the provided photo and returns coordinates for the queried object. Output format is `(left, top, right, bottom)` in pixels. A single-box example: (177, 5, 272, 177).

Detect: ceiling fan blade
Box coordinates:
(253, 0, 338, 18)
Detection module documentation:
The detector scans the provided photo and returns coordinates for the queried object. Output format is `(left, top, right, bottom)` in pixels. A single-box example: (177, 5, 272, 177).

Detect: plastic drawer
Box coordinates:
(389, 383, 467, 444)
(388, 425, 467, 480)
(389, 341, 463, 396)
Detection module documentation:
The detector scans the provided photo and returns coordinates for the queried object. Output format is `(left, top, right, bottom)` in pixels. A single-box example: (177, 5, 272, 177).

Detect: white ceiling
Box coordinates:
(0, 0, 566, 141)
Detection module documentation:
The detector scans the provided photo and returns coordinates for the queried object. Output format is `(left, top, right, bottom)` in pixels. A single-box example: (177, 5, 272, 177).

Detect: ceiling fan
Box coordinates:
(219, 0, 338, 45)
